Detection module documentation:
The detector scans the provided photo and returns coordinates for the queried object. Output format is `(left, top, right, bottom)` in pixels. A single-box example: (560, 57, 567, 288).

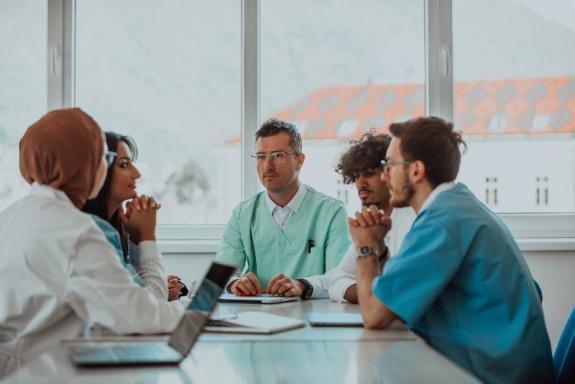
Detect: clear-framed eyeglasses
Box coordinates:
(251, 151, 298, 163)
(380, 158, 412, 173)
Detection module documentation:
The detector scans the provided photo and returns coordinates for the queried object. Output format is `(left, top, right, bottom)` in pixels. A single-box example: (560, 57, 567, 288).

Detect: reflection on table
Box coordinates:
(1, 300, 480, 383)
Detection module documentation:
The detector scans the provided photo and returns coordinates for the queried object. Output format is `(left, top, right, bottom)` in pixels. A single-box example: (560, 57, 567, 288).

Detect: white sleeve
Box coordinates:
(328, 245, 358, 303)
(136, 241, 168, 300)
(66, 227, 184, 335)
(301, 272, 331, 299)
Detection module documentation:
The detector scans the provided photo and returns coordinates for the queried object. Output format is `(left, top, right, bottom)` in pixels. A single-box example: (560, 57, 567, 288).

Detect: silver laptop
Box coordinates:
(68, 261, 235, 366)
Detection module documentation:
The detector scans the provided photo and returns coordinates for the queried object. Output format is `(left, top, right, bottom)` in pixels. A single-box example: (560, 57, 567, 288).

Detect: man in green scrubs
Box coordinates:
(216, 118, 350, 299)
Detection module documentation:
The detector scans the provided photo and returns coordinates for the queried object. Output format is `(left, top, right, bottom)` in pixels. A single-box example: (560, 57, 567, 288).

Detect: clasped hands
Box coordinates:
(230, 272, 305, 297)
(119, 194, 161, 244)
(348, 205, 392, 257)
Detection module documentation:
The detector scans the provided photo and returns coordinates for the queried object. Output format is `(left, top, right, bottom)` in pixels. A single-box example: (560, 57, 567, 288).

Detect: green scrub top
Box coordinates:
(216, 185, 351, 287)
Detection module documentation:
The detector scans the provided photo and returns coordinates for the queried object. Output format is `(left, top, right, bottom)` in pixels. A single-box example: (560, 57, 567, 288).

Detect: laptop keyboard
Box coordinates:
(72, 343, 182, 363)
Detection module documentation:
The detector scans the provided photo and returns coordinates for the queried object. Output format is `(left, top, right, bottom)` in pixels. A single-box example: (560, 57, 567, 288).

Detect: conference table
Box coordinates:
(1, 299, 480, 383)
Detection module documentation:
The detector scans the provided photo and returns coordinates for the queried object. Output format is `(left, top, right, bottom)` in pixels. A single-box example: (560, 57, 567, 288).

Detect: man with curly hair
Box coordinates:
(328, 131, 415, 303)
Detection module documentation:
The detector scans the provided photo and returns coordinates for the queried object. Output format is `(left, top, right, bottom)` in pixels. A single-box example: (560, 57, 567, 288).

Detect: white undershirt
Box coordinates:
(264, 184, 307, 229)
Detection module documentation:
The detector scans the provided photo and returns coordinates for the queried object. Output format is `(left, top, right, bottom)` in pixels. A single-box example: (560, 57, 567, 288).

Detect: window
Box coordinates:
(0, 0, 47, 212)
(75, 0, 242, 225)
(260, 0, 425, 213)
(2, 0, 572, 243)
(454, 0, 575, 213)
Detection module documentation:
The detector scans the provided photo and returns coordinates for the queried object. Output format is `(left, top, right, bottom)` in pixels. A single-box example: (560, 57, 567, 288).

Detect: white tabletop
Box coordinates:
(1, 299, 480, 383)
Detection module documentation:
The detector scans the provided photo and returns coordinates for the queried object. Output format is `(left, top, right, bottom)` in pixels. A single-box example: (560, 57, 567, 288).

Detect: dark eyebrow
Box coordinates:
(118, 156, 131, 161)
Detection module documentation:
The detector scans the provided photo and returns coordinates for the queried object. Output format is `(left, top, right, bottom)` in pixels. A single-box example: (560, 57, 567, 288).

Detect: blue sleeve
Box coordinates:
(91, 215, 145, 287)
(324, 204, 352, 270)
(215, 208, 247, 271)
(372, 221, 462, 325)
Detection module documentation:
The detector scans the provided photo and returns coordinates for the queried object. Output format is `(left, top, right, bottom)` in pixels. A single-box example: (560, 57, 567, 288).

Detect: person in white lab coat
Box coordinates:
(0, 109, 184, 377)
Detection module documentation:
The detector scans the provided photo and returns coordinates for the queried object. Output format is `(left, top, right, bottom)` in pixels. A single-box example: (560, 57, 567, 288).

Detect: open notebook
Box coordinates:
(205, 311, 305, 334)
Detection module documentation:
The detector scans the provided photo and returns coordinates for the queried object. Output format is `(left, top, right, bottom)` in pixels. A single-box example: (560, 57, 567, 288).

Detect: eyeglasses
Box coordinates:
(251, 151, 297, 163)
(105, 151, 117, 167)
(380, 159, 412, 173)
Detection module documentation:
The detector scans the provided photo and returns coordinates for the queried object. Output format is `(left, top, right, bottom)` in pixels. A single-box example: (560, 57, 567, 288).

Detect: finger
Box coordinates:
(140, 195, 149, 210)
(167, 274, 180, 281)
(231, 280, 246, 295)
(148, 197, 159, 210)
(380, 215, 392, 228)
(348, 217, 360, 227)
(246, 272, 264, 293)
(283, 287, 298, 297)
(269, 277, 287, 296)
(265, 274, 283, 293)
(361, 209, 376, 226)
(130, 198, 142, 211)
(240, 277, 257, 295)
(277, 282, 293, 296)
(230, 281, 243, 295)
(355, 211, 369, 227)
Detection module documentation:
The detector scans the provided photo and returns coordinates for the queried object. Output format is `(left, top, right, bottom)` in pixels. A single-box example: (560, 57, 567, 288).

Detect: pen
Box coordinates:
(307, 239, 315, 254)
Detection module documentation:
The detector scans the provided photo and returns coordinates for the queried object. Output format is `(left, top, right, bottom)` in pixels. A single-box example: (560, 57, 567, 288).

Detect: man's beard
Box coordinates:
(390, 181, 415, 208)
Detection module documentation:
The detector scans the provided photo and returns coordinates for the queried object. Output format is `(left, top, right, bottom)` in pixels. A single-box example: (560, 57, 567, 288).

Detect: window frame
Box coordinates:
(46, 0, 575, 250)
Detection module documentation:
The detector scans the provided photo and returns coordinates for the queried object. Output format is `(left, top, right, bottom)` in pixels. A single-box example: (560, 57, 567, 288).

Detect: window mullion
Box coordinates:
(242, 0, 260, 200)
(47, 0, 75, 110)
(425, 0, 453, 121)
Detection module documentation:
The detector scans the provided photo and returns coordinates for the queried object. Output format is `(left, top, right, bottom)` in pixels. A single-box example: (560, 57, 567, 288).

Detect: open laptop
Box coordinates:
(67, 261, 236, 366)
(218, 292, 300, 304)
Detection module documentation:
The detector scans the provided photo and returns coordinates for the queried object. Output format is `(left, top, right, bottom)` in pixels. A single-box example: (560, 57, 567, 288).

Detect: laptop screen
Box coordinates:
(167, 262, 235, 356)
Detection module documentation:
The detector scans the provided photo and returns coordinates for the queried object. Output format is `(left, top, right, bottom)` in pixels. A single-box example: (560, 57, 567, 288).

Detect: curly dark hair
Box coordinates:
(336, 131, 391, 184)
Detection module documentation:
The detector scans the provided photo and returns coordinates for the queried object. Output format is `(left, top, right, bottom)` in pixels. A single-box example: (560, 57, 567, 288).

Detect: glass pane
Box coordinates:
(0, 0, 47, 211)
(260, 0, 425, 213)
(454, 0, 575, 213)
(76, 0, 241, 225)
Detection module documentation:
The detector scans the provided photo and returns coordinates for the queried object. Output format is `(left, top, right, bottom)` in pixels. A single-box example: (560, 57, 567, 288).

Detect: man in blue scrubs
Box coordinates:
(351, 116, 554, 383)
(216, 119, 350, 299)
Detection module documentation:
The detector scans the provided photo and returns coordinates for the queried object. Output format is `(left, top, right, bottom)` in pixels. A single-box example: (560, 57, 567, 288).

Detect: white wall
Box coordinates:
(162, 249, 575, 351)
(523, 250, 575, 349)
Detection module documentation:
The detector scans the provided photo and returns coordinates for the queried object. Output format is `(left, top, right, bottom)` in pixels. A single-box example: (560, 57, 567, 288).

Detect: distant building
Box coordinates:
(225, 76, 575, 214)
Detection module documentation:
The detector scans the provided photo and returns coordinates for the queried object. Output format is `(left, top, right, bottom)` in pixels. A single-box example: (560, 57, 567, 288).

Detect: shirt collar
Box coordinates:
(30, 182, 75, 206)
(265, 183, 307, 214)
(418, 181, 456, 214)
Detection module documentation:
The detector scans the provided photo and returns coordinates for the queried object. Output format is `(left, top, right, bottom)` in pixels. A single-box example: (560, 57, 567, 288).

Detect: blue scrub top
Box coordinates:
(373, 183, 554, 384)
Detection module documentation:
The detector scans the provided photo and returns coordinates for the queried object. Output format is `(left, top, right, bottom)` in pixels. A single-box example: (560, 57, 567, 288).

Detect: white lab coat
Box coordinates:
(0, 183, 184, 375)
(327, 207, 416, 302)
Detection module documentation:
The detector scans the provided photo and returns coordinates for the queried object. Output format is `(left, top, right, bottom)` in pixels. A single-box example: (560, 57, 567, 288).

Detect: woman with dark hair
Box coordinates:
(0, 109, 184, 376)
(82, 132, 186, 301)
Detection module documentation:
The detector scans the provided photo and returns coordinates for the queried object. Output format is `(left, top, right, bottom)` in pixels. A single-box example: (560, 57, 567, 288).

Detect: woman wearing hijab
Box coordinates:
(0, 109, 184, 376)
(82, 132, 186, 300)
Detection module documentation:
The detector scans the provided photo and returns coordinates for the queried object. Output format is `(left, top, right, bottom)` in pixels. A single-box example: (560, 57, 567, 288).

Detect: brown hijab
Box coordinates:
(19, 108, 104, 208)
